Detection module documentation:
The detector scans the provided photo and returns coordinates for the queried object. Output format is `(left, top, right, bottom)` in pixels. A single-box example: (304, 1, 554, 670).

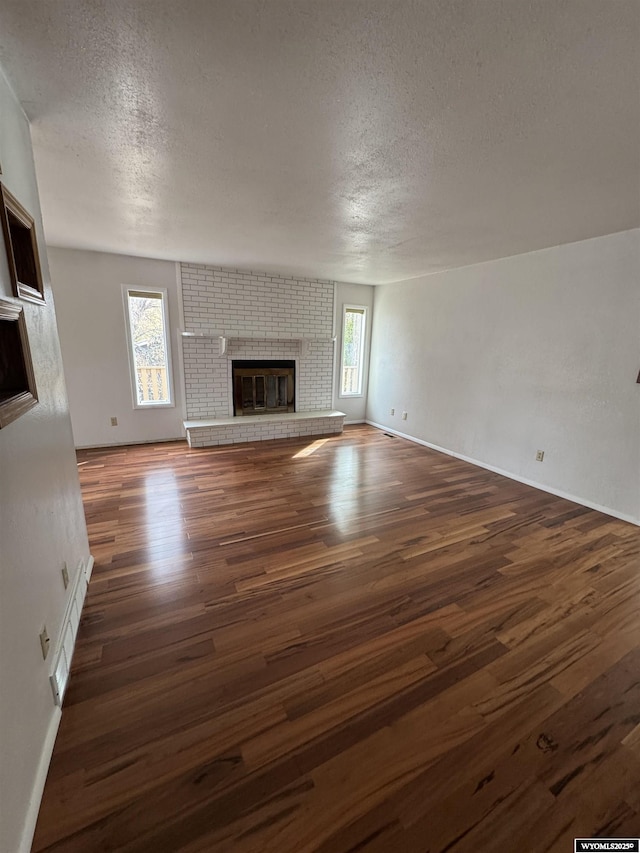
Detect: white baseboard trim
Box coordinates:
(75, 436, 185, 450)
(50, 556, 94, 706)
(366, 420, 639, 527)
(344, 419, 366, 425)
(19, 554, 94, 852)
(18, 707, 62, 853)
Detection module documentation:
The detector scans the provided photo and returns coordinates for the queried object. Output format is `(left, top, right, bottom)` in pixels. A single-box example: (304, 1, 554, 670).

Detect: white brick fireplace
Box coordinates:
(180, 264, 345, 446)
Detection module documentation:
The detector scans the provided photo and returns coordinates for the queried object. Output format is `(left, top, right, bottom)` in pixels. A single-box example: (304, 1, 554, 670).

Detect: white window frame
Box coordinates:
(123, 285, 174, 409)
(339, 304, 367, 398)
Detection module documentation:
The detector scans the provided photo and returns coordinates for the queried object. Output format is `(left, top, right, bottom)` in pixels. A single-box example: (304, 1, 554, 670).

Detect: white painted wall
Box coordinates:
(0, 69, 90, 852)
(367, 230, 640, 524)
(48, 248, 185, 447)
(333, 282, 374, 422)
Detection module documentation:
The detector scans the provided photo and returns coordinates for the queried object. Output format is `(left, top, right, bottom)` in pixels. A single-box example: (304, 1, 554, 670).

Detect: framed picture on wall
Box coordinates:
(0, 296, 38, 427)
(0, 182, 45, 304)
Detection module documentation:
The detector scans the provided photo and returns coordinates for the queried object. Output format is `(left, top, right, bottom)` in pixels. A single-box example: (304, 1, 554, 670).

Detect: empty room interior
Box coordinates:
(1, 2, 639, 851)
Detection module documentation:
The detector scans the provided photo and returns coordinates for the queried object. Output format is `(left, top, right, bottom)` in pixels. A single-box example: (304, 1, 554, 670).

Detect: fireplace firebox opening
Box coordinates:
(232, 360, 295, 416)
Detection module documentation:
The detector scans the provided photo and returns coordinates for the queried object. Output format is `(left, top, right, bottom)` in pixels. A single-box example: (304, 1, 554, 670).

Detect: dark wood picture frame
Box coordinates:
(0, 183, 45, 304)
(0, 297, 38, 428)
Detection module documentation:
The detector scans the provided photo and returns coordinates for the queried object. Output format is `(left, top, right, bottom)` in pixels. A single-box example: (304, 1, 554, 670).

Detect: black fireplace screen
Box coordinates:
(232, 360, 295, 416)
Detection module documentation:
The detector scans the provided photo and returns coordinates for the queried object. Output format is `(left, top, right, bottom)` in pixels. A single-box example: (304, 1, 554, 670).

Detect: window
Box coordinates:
(124, 288, 173, 407)
(340, 305, 367, 397)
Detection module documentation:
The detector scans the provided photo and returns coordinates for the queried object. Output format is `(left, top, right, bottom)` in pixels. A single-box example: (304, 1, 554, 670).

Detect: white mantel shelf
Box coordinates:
(184, 410, 346, 448)
(179, 331, 335, 341)
(179, 332, 335, 357)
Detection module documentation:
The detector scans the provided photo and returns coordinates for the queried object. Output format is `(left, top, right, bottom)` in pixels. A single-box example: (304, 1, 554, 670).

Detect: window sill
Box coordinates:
(133, 401, 175, 410)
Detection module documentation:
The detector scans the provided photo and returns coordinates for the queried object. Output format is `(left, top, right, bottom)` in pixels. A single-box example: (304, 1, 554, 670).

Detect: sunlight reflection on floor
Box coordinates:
(144, 469, 187, 571)
(292, 438, 331, 458)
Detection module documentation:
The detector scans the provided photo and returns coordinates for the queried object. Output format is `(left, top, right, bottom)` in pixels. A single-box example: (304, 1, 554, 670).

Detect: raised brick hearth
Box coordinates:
(183, 409, 345, 448)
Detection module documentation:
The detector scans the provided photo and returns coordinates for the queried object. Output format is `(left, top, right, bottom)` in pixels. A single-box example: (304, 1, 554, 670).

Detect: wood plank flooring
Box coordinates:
(33, 425, 640, 852)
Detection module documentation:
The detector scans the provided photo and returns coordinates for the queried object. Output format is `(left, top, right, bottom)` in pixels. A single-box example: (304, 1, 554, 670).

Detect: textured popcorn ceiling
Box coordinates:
(0, 0, 638, 284)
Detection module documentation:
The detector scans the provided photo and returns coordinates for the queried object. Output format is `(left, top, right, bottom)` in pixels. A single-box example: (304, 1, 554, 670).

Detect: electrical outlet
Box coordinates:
(402, 411, 408, 421)
(110, 416, 118, 426)
(390, 408, 395, 416)
(536, 450, 545, 462)
(61, 562, 69, 589)
(39, 627, 50, 660)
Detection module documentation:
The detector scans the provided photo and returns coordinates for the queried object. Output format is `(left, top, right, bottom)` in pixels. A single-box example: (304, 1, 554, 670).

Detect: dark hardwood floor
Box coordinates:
(33, 425, 640, 852)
